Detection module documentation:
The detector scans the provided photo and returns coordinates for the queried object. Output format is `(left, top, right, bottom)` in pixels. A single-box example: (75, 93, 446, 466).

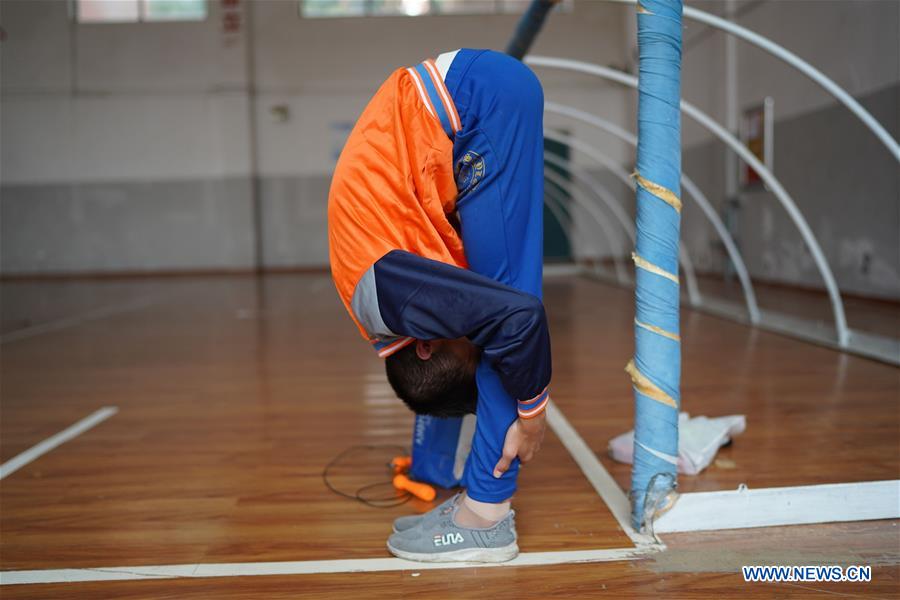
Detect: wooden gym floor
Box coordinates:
(1, 273, 898, 598)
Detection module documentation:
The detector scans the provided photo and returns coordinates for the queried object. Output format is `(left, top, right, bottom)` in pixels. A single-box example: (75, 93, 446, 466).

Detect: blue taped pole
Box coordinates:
(505, 0, 560, 60)
(629, 0, 683, 531)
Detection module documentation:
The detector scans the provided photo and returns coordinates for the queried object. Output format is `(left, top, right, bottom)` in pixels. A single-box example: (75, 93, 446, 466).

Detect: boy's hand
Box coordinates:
(493, 412, 547, 478)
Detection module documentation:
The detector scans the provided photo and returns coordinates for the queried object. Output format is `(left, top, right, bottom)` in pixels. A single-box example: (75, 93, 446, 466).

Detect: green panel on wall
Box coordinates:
(543, 136, 572, 261)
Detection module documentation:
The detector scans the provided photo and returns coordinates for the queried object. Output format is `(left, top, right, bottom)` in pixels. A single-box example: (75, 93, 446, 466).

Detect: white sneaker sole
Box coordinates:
(386, 541, 519, 563)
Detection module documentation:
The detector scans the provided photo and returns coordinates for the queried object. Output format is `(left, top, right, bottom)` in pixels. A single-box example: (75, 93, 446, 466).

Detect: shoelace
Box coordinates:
(441, 493, 462, 516)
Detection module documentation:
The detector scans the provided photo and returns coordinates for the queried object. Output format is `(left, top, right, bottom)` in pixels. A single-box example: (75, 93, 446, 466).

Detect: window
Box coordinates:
(76, 0, 207, 24)
(300, 0, 571, 19)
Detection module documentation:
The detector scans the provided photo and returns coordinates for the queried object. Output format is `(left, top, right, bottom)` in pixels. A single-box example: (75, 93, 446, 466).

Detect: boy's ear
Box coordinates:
(415, 339, 434, 361)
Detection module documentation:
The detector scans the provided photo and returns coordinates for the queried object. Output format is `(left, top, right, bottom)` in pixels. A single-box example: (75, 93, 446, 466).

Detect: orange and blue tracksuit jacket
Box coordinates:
(328, 49, 549, 502)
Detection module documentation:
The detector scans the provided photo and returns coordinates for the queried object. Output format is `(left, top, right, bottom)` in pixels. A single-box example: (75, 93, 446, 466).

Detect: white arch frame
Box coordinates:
(543, 119, 759, 323)
(546, 151, 701, 307)
(543, 169, 630, 284)
(545, 146, 703, 308)
(604, 0, 900, 162)
(541, 180, 619, 280)
(527, 55, 848, 346)
(544, 153, 636, 247)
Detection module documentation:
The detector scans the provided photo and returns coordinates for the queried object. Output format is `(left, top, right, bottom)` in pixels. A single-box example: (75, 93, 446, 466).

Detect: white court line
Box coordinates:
(548, 399, 900, 536)
(0, 292, 178, 344)
(0, 407, 119, 480)
(545, 400, 658, 548)
(0, 379, 653, 585)
(0, 400, 662, 586)
(0, 547, 659, 585)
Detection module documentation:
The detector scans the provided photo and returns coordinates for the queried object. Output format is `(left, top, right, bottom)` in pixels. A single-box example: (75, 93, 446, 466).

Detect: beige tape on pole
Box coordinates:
(633, 172, 682, 213)
(635, 318, 680, 342)
(625, 359, 678, 408)
(632, 252, 679, 284)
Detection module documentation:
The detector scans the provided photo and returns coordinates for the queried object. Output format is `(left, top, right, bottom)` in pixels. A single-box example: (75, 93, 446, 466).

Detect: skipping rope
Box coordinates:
(322, 444, 412, 508)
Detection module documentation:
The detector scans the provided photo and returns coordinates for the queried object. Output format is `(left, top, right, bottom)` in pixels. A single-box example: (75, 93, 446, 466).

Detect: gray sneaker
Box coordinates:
(392, 493, 461, 533)
(387, 507, 518, 563)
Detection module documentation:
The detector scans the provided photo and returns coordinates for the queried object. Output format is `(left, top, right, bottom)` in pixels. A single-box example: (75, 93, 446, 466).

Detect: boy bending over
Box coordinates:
(328, 49, 550, 563)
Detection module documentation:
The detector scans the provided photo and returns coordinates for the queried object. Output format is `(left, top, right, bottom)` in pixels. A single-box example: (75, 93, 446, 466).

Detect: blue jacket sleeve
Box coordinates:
(374, 250, 551, 407)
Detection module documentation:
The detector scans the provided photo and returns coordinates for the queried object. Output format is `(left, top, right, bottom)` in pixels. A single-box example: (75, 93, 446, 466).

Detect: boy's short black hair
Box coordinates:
(385, 343, 478, 418)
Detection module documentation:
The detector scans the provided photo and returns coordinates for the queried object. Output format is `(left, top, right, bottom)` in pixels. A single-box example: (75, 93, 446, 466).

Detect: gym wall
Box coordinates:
(0, 0, 632, 275)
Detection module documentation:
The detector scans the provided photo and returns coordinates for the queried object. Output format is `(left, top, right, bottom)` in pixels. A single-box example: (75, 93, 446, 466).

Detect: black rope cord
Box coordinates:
(322, 444, 413, 508)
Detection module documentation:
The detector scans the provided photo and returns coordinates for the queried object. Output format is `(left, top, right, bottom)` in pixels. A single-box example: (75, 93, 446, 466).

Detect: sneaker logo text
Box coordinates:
(433, 532, 464, 547)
